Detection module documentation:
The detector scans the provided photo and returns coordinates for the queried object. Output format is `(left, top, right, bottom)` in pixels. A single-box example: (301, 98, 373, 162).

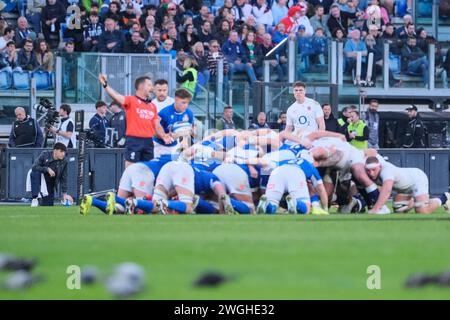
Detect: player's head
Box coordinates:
(174, 88, 192, 113)
(135, 76, 153, 97)
(365, 156, 381, 180)
(154, 79, 169, 102)
(293, 81, 306, 102)
(53, 142, 67, 160)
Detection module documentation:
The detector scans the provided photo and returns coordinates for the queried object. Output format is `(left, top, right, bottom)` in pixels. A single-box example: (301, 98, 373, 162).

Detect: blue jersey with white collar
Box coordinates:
(153, 104, 194, 147)
(141, 156, 173, 177)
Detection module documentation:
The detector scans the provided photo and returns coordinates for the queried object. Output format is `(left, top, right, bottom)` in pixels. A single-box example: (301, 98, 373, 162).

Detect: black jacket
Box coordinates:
(32, 150, 68, 194)
(325, 114, 342, 133)
(8, 116, 44, 148)
(327, 11, 357, 37)
(98, 30, 125, 53)
(403, 115, 426, 148)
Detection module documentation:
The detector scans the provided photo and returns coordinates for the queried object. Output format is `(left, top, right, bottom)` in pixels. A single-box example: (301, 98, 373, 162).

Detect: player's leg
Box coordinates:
(213, 164, 254, 214)
(351, 163, 380, 207)
(259, 167, 285, 214)
(165, 163, 195, 214)
(286, 166, 311, 214)
(412, 171, 448, 214)
(392, 194, 414, 213)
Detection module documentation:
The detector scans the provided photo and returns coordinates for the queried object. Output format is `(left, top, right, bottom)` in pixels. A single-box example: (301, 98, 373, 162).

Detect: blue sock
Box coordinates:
(368, 189, 379, 207)
(354, 194, 367, 212)
(230, 198, 250, 214)
(310, 195, 320, 203)
(438, 193, 447, 205)
(296, 199, 308, 214)
(266, 202, 277, 214)
(196, 199, 216, 214)
(135, 199, 154, 213)
(115, 196, 126, 207)
(167, 200, 188, 214)
(92, 198, 107, 212)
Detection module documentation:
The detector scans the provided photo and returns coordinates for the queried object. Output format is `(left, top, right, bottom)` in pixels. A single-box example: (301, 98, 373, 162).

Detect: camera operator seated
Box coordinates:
(8, 107, 43, 148)
(29, 143, 71, 207)
(47, 104, 76, 148)
(89, 100, 110, 148)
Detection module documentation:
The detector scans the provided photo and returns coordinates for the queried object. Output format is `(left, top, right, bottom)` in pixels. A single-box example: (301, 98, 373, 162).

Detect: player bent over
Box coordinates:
(80, 158, 169, 215)
(257, 164, 311, 214)
(365, 156, 450, 214)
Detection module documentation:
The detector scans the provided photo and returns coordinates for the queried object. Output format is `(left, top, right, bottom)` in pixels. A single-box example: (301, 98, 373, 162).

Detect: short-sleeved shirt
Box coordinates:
(153, 104, 194, 147)
(286, 97, 324, 133)
(122, 95, 158, 138)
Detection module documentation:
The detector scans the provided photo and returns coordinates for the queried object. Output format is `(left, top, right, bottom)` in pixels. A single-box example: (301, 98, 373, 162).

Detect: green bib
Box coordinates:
(348, 120, 368, 150)
(181, 67, 197, 95)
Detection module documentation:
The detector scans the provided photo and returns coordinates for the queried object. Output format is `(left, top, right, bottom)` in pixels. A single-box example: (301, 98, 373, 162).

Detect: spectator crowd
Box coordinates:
(0, 0, 449, 88)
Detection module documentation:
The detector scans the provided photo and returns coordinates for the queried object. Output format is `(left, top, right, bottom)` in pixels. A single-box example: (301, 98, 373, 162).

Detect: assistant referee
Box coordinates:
(98, 74, 173, 166)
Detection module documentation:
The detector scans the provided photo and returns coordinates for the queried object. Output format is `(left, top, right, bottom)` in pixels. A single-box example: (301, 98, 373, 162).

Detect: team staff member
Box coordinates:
(347, 110, 369, 150)
(284, 81, 325, 136)
(8, 107, 43, 148)
(98, 74, 172, 166)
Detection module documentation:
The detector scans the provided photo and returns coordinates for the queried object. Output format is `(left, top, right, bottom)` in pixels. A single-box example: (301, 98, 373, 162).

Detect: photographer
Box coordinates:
(89, 100, 109, 147)
(48, 104, 76, 148)
(8, 107, 43, 148)
(109, 102, 126, 148)
(29, 143, 70, 207)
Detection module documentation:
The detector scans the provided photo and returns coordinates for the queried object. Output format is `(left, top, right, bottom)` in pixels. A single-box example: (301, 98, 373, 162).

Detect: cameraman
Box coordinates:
(89, 100, 109, 147)
(109, 101, 126, 147)
(48, 104, 76, 148)
(30, 142, 70, 207)
(8, 107, 43, 148)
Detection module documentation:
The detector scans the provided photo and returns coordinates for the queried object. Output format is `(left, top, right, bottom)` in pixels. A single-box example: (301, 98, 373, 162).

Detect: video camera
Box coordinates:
(34, 98, 59, 130)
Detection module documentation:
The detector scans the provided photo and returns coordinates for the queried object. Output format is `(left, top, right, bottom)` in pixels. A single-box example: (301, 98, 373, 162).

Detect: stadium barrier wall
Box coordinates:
(0, 148, 449, 202)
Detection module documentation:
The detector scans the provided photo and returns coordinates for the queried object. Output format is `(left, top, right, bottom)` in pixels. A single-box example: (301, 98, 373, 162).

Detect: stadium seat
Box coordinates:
(195, 72, 207, 95)
(33, 71, 52, 90)
(12, 70, 30, 90)
(0, 69, 12, 89)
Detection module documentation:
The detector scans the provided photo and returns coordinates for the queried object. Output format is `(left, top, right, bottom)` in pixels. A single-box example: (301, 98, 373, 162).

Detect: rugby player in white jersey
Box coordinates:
(284, 81, 325, 135)
(365, 156, 450, 214)
(304, 135, 383, 212)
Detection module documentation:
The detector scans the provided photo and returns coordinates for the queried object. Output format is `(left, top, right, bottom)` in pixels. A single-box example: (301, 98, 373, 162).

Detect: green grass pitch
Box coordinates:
(0, 206, 449, 299)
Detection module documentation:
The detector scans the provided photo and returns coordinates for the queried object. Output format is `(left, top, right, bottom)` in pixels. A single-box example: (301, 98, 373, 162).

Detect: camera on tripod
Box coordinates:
(34, 98, 59, 130)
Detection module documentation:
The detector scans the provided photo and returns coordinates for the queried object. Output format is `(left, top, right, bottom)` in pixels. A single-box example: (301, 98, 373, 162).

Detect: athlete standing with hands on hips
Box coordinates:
(98, 74, 173, 167)
(284, 81, 325, 136)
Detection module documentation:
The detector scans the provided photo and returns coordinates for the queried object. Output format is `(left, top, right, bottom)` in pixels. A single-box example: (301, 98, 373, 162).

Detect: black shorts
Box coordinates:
(124, 136, 154, 163)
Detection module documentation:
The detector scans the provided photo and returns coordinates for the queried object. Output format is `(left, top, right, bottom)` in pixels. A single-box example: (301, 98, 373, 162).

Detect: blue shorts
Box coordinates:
(124, 136, 154, 163)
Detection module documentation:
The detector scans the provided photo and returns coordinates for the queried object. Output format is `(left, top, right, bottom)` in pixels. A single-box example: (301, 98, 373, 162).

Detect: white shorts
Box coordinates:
(154, 141, 180, 159)
(397, 168, 429, 198)
(265, 164, 310, 205)
(155, 161, 195, 194)
(118, 163, 155, 195)
(213, 164, 252, 197)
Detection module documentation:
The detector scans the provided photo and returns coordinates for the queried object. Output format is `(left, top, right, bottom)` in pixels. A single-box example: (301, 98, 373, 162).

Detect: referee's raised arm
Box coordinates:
(98, 74, 126, 106)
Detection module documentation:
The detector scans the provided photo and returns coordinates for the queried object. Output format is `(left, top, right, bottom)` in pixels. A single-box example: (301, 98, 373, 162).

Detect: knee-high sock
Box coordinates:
(362, 184, 379, 207)
(135, 199, 154, 213)
(266, 202, 277, 214)
(296, 199, 308, 214)
(167, 200, 188, 214)
(115, 196, 126, 207)
(230, 198, 250, 214)
(195, 199, 216, 214)
(92, 198, 107, 212)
